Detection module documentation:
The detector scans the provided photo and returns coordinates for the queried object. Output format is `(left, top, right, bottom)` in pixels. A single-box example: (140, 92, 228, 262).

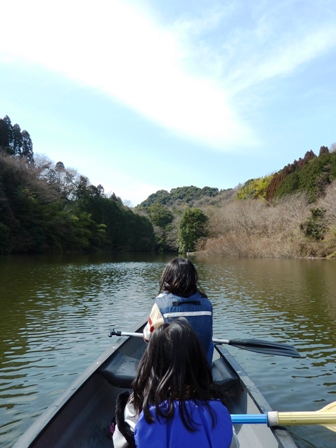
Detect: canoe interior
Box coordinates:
(13, 321, 298, 448)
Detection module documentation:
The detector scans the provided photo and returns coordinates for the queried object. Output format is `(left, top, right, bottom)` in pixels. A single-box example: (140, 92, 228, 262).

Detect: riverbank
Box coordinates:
(198, 232, 336, 259)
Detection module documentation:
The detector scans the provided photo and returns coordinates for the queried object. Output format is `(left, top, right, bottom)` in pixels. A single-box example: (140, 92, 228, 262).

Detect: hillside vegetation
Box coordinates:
(0, 115, 155, 254)
(2, 114, 336, 258)
(136, 145, 336, 258)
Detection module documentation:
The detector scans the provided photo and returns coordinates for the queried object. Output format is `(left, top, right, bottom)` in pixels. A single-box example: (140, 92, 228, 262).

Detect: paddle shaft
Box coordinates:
(111, 331, 236, 346)
(232, 409, 336, 430)
(231, 412, 336, 426)
(108, 330, 300, 358)
(109, 330, 143, 338)
(110, 331, 237, 345)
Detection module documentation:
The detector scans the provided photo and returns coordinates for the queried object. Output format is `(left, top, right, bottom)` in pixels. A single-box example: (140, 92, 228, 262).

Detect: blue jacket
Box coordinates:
(156, 291, 213, 365)
(134, 400, 233, 448)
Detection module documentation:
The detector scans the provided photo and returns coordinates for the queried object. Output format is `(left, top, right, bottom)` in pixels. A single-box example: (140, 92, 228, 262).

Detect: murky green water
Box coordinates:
(0, 253, 335, 447)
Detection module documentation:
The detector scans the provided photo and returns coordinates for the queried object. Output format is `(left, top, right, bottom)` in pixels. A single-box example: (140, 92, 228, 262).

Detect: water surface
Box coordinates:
(0, 253, 335, 447)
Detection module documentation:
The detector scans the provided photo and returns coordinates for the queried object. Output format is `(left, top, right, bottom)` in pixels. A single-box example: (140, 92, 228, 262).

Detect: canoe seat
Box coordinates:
(100, 352, 239, 391)
(99, 351, 139, 388)
(211, 357, 240, 391)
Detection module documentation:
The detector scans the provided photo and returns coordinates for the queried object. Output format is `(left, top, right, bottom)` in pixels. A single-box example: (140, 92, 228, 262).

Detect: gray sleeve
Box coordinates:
(112, 425, 129, 448)
(112, 402, 138, 448)
(229, 427, 240, 448)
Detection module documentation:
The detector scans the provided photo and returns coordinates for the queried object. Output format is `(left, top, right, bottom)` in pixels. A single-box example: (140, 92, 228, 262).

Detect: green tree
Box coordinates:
(300, 208, 327, 240)
(147, 204, 175, 251)
(148, 204, 174, 228)
(12, 124, 22, 156)
(178, 208, 208, 253)
(0, 117, 10, 148)
(21, 130, 34, 163)
(4, 116, 14, 148)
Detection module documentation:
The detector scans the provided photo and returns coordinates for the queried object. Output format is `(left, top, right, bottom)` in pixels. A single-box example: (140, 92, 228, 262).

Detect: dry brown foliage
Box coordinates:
(200, 189, 336, 258)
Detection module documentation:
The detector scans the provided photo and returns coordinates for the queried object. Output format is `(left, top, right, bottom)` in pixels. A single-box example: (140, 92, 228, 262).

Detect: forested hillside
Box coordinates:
(2, 113, 336, 258)
(236, 146, 336, 202)
(139, 186, 221, 207)
(136, 145, 336, 258)
(0, 115, 155, 254)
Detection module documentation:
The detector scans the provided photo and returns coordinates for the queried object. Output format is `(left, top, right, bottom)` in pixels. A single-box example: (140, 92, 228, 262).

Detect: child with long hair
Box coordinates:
(113, 319, 239, 448)
(143, 258, 214, 364)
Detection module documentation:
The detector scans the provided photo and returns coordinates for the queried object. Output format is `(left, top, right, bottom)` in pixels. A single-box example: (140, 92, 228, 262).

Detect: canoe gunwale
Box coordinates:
(12, 317, 147, 448)
(215, 345, 298, 448)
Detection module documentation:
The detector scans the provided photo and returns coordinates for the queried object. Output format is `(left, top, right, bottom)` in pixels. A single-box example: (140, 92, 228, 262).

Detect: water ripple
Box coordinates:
(1, 255, 336, 448)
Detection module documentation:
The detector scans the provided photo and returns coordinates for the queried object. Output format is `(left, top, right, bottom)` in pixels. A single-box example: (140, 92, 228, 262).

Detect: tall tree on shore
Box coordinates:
(0, 116, 15, 153)
(0, 119, 9, 148)
(4, 116, 14, 148)
(178, 207, 208, 253)
(12, 124, 23, 156)
(21, 130, 34, 162)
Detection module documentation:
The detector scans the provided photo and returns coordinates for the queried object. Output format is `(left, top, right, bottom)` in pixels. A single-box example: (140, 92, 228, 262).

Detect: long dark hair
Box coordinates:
(131, 319, 226, 431)
(158, 258, 206, 298)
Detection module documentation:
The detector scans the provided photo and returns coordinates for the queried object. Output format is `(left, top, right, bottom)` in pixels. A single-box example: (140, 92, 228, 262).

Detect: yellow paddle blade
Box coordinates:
(277, 401, 336, 433)
(320, 401, 336, 412)
(318, 401, 336, 433)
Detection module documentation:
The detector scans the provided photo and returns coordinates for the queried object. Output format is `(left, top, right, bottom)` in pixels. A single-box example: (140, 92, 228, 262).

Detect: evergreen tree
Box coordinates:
(149, 204, 174, 228)
(21, 130, 34, 162)
(0, 116, 14, 153)
(0, 118, 9, 148)
(12, 124, 23, 156)
(3, 116, 14, 148)
(178, 208, 208, 253)
(319, 146, 329, 156)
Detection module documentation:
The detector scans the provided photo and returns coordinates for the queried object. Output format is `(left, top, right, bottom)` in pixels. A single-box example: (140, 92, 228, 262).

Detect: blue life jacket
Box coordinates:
(155, 291, 213, 365)
(134, 400, 233, 448)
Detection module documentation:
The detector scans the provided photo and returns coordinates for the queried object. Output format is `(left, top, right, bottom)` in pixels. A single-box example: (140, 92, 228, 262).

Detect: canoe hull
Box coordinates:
(13, 318, 298, 448)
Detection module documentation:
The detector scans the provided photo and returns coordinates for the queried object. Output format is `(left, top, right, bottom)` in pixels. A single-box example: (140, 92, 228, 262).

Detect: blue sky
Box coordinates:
(1, 0, 336, 206)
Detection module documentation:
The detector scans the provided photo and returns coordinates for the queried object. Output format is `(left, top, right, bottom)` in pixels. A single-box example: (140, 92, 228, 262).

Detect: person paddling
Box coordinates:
(143, 257, 214, 365)
(112, 319, 239, 448)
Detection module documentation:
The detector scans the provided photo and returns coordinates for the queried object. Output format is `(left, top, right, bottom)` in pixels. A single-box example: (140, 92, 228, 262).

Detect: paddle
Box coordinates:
(213, 337, 300, 358)
(231, 401, 336, 432)
(108, 330, 300, 358)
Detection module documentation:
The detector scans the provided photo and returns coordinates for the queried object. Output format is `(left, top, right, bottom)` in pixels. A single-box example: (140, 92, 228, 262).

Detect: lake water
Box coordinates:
(0, 253, 335, 447)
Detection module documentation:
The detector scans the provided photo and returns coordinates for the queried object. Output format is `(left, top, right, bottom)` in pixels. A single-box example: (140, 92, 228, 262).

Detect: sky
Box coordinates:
(1, 0, 336, 206)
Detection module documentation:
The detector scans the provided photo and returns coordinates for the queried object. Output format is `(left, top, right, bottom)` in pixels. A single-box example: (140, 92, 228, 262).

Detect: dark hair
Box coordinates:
(131, 319, 226, 431)
(158, 258, 206, 298)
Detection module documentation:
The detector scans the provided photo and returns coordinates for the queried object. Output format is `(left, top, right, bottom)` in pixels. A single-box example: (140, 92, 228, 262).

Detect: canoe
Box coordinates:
(13, 318, 298, 448)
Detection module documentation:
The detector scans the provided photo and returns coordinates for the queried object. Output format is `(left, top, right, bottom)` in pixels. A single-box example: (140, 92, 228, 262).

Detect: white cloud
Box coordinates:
(225, 26, 336, 93)
(0, 0, 256, 151)
(2, 0, 336, 152)
(169, 1, 336, 94)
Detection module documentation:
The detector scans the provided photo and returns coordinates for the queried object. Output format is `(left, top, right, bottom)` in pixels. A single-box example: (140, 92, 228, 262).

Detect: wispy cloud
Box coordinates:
(0, 0, 256, 151)
(256, 27, 336, 78)
(171, 1, 336, 93)
(1, 0, 336, 152)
